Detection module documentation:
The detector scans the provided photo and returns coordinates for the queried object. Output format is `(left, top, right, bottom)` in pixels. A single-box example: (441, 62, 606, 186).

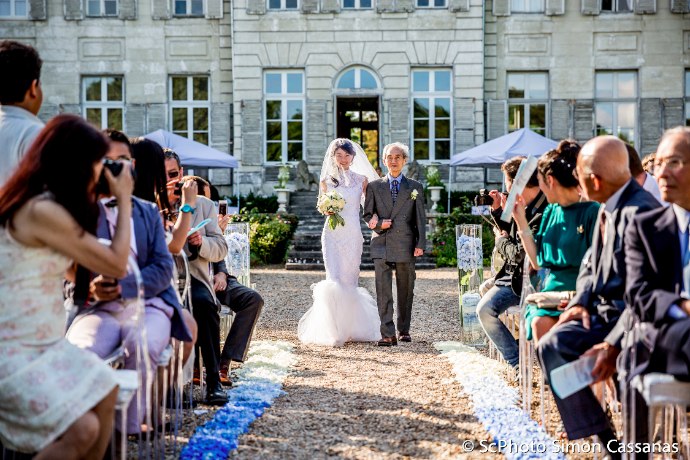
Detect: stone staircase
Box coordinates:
(285, 190, 437, 270)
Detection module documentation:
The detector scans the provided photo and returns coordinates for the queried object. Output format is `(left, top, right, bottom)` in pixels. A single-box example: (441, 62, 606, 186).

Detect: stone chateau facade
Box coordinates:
(1, 0, 689, 194)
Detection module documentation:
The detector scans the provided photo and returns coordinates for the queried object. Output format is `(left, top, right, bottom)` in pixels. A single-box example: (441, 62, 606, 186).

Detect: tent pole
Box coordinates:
(447, 166, 453, 213)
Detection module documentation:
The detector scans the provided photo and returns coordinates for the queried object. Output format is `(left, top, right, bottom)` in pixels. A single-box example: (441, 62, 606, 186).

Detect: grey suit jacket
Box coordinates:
(185, 196, 228, 298)
(363, 175, 426, 263)
(565, 179, 660, 346)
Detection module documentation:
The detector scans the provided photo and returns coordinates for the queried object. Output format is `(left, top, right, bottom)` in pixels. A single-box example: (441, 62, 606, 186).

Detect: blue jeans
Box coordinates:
(477, 285, 520, 367)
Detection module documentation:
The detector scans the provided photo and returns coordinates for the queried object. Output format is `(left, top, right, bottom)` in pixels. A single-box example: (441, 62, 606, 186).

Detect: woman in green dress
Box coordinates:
(514, 140, 599, 342)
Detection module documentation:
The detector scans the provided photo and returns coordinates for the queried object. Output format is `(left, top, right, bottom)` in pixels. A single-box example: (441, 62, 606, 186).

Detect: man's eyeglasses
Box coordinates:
(168, 170, 180, 179)
(653, 157, 686, 172)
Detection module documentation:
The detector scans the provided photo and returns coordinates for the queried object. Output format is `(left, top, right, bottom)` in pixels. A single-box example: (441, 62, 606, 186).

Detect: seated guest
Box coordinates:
(626, 143, 664, 205)
(625, 127, 690, 381)
(478, 157, 547, 374)
(537, 136, 660, 453)
(513, 140, 599, 341)
(66, 131, 194, 435)
(0, 115, 127, 457)
(164, 150, 229, 405)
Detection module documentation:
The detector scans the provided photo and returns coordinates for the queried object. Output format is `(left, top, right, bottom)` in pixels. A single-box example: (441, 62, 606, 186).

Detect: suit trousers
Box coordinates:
(537, 317, 616, 440)
(191, 277, 221, 388)
(215, 276, 264, 363)
(374, 258, 415, 338)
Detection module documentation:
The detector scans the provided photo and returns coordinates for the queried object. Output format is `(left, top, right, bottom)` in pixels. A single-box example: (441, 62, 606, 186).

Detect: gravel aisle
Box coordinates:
(230, 267, 501, 459)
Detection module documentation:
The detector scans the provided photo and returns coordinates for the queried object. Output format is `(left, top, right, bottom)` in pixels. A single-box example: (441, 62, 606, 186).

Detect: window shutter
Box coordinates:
(64, 0, 83, 20)
(388, 98, 410, 144)
(493, 0, 510, 16)
(581, 0, 600, 15)
(662, 98, 684, 129)
(377, 0, 395, 12)
(151, 0, 170, 19)
(449, 0, 469, 12)
(550, 99, 570, 141)
(634, 0, 656, 13)
(670, 0, 690, 13)
(241, 100, 263, 166)
(246, 0, 266, 14)
(486, 100, 507, 140)
(302, 0, 318, 12)
(119, 0, 137, 19)
(321, 0, 340, 12)
(396, 0, 415, 11)
(205, 0, 222, 18)
(28, 0, 47, 19)
(545, 0, 564, 15)
(305, 101, 327, 163)
(125, 104, 146, 136)
(573, 100, 594, 143)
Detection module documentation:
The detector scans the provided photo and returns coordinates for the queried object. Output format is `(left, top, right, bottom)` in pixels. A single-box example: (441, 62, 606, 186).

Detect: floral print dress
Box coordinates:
(0, 226, 117, 453)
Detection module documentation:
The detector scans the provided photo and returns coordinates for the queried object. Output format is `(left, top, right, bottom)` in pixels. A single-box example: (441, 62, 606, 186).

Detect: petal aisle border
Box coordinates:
(435, 341, 565, 460)
(181, 340, 297, 460)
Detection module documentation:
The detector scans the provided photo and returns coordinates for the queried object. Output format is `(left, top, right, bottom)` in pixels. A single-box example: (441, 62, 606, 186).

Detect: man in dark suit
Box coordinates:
(363, 142, 426, 346)
(537, 136, 660, 452)
(625, 127, 690, 380)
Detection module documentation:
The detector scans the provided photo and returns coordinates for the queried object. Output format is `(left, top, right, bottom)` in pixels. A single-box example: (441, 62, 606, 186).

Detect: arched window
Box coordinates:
(336, 67, 379, 90)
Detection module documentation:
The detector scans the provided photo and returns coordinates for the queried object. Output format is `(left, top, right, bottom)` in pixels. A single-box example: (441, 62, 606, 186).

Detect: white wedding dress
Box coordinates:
(298, 170, 382, 346)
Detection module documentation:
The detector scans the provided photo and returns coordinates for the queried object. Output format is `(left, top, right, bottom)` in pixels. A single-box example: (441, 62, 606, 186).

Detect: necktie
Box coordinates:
(391, 179, 399, 203)
(600, 212, 608, 246)
(683, 228, 690, 295)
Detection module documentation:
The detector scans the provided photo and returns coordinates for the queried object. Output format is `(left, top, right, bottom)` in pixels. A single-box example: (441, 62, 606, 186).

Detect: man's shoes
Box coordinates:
(377, 336, 398, 347)
(398, 333, 412, 342)
(219, 360, 232, 387)
(205, 382, 229, 406)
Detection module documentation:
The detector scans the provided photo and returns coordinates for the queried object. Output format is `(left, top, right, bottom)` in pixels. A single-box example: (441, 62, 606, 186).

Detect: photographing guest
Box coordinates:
(0, 115, 130, 458)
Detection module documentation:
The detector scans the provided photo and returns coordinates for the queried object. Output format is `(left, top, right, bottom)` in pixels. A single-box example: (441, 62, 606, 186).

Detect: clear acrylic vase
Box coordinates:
(456, 224, 484, 347)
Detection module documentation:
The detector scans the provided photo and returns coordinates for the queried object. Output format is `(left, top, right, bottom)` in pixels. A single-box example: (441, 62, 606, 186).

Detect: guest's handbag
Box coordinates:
(524, 291, 575, 310)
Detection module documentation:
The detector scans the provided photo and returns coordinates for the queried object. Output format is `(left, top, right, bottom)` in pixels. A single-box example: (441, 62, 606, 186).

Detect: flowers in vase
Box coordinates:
(456, 235, 483, 271)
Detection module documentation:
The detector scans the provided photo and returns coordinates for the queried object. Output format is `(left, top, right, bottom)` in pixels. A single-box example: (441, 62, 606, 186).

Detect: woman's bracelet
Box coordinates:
(517, 228, 533, 239)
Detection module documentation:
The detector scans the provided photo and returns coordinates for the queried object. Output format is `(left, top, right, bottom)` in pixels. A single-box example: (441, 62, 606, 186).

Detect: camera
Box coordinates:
(173, 181, 183, 196)
(96, 159, 135, 196)
(474, 189, 494, 207)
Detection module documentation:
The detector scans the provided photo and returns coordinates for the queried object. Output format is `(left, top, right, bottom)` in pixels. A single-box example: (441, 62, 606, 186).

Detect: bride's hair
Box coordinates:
(328, 138, 356, 188)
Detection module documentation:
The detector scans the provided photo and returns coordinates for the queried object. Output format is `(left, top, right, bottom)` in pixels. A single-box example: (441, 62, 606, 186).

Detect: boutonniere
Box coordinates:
(411, 190, 419, 200)
(577, 225, 584, 234)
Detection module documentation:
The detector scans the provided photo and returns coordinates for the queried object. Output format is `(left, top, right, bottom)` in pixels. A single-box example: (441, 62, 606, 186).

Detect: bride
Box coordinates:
(297, 138, 382, 346)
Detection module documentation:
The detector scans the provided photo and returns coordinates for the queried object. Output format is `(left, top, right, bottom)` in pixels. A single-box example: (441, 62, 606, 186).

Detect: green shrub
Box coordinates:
(430, 209, 494, 268)
(228, 192, 279, 214)
(228, 212, 298, 265)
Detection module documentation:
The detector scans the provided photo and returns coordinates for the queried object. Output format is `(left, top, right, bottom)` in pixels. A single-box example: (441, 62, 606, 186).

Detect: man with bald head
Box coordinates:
(537, 135, 660, 450)
(625, 127, 690, 380)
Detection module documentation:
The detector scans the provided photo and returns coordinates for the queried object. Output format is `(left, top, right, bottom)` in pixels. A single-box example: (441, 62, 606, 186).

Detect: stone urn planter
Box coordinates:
(275, 188, 290, 213)
(428, 186, 444, 212)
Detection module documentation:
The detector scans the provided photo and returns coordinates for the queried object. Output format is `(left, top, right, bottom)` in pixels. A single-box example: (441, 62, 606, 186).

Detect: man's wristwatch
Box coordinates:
(180, 204, 196, 214)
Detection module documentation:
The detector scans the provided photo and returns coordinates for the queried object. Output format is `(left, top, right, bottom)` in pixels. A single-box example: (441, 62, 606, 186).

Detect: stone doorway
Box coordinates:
(336, 97, 380, 169)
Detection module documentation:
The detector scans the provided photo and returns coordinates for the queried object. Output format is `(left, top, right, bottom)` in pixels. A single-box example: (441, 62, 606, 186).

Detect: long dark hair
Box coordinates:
(329, 138, 356, 188)
(0, 114, 108, 234)
(537, 139, 581, 188)
(130, 137, 172, 214)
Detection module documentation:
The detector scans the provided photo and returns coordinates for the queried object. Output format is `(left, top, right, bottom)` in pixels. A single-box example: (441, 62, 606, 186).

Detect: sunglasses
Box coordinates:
(168, 170, 180, 179)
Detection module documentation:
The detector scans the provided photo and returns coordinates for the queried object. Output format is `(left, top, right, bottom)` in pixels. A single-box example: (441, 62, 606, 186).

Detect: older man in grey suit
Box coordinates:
(363, 143, 426, 346)
(537, 136, 660, 454)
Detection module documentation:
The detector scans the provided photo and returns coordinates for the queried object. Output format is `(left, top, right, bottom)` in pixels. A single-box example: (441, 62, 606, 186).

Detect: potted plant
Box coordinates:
(275, 163, 291, 213)
(426, 165, 444, 212)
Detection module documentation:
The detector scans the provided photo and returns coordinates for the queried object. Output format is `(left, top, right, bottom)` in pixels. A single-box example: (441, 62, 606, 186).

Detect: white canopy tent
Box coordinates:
(450, 128, 558, 167)
(144, 129, 238, 168)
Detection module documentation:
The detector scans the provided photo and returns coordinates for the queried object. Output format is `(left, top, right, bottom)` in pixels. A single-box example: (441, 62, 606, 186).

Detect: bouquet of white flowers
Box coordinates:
(317, 190, 346, 230)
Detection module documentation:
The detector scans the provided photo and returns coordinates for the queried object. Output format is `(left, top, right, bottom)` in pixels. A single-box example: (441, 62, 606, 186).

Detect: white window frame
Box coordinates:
(595, 70, 638, 146)
(169, 75, 211, 145)
(86, 0, 118, 16)
(267, 0, 299, 9)
(416, 0, 447, 7)
(510, 0, 544, 13)
(264, 70, 305, 164)
(82, 76, 125, 131)
(335, 67, 380, 91)
(685, 70, 690, 127)
(173, 0, 204, 15)
(410, 68, 453, 163)
(342, 0, 373, 8)
(601, 0, 633, 12)
(507, 72, 549, 137)
(0, 0, 28, 18)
